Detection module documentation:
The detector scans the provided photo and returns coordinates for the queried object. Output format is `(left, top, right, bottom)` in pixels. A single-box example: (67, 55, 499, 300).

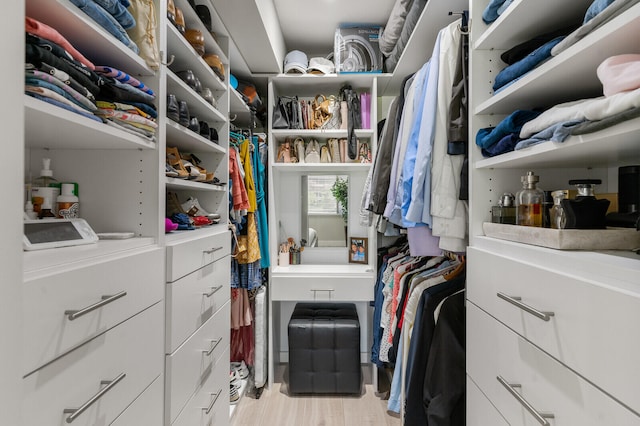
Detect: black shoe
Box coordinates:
(176, 70, 202, 94)
(176, 70, 197, 90)
(195, 4, 212, 32)
(199, 121, 210, 139)
(167, 94, 179, 122)
(209, 128, 219, 144)
(178, 101, 190, 127)
(193, 76, 202, 94)
(188, 116, 200, 133)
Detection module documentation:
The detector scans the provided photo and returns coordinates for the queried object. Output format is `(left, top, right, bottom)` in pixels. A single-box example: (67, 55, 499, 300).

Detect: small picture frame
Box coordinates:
(348, 237, 368, 264)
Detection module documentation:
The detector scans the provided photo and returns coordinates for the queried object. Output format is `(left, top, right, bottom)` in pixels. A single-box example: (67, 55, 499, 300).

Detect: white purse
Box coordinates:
(304, 139, 321, 163)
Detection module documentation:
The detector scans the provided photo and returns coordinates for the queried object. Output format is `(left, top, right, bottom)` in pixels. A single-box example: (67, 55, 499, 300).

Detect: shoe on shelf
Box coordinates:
(182, 153, 214, 183)
(188, 116, 200, 133)
(175, 70, 197, 91)
(167, 0, 176, 25)
(167, 94, 179, 123)
(201, 87, 216, 107)
(178, 101, 190, 127)
(182, 159, 206, 181)
(166, 191, 187, 217)
(195, 4, 213, 32)
(175, 7, 186, 34)
(181, 196, 220, 220)
(166, 147, 190, 179)
(165, 163, 180, 178)
(231, 360, 250, 380)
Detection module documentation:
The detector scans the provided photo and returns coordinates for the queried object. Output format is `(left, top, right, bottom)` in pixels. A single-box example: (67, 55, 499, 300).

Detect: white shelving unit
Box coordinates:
(266, 73, 380, 387)
(163, 0, 232, 424)
(467, 0, 640, 423)
(20, 0, 165, 424)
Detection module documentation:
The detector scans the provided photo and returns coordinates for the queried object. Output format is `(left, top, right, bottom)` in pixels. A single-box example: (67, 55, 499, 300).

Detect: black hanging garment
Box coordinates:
(340, 85, 361, 160)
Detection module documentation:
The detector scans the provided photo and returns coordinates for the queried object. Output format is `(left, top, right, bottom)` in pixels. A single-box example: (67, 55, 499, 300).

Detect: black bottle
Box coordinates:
(561, 179, 610, 229)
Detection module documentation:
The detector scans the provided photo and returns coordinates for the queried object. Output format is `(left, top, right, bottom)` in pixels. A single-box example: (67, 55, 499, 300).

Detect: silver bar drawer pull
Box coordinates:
(497, 376, 554, 426)
(202, 389, 222, 415)
(64, 291, 127, 321)
(203, 246, 223, 254)
(63, 373, 126, 423)
(202, 338, 222, 356)
(203, 285, 223, 298)
(497, 292, 554, 321)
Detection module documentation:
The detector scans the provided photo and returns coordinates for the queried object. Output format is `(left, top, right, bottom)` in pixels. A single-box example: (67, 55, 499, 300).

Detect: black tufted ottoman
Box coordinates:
(288, 302, 361, 394)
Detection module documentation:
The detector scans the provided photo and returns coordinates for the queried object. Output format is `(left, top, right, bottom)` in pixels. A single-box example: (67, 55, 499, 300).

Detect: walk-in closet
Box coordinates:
(5, 0, 640, 425)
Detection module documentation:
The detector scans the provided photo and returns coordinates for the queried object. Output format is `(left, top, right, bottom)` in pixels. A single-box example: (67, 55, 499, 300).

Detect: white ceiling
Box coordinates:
(272, 0, 396, 57)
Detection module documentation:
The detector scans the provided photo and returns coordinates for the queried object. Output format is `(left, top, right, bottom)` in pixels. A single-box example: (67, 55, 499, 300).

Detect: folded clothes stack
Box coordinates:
(25, 16, 157, 141)
(67, 0, 139, 54)
(477, 53, 640, 158)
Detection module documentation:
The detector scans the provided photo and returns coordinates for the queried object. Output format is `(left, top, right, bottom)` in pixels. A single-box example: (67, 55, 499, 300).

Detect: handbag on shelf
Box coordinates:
(272, 97, 289, 129)
(293, 137, 306, 164)
(304, 139, 321, 163)
(273, 96, 302, 129)
(320, 143, 331, 163)
(312, 94, 340, 129)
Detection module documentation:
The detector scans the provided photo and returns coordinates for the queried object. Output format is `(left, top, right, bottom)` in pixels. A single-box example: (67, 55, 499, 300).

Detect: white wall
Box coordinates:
(3, 1, 24, 424)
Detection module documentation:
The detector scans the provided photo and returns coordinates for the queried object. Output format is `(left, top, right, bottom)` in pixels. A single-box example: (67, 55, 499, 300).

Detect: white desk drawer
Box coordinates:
(271, 275, 374, 301)
(23, 302, 163, 426)
(165, 301, 230, 424)
(166, 230, 230, 282)
(23, 247, 164, 375)
(172, 347, 230, 426)
(166, 258, 230, 353)
(111, 375, 163, 426)
(467, 302, 640, 426)
(468, 247, 640, 413)
(467, 376, 509, 426)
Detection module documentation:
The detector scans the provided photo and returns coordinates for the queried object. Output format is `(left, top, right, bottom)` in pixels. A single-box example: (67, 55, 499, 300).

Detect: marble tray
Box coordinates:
(482, 222, 640, 250)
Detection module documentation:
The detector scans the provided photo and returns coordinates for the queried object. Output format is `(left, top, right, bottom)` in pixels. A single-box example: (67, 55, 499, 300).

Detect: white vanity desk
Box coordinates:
(267, 258, 376, 388)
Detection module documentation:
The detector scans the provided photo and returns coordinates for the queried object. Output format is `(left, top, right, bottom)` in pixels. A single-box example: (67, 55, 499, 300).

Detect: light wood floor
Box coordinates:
(230, 365, 401, 426)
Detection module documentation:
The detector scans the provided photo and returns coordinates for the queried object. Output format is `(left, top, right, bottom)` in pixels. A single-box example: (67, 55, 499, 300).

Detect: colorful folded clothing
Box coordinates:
(95, 108, 157, 128)
(94, 65, 155, 97)
(96, 100, 155, 120)
(25, 17, 95, 70)
(26, 91, 103, 123)
(26, 72, 96, 111)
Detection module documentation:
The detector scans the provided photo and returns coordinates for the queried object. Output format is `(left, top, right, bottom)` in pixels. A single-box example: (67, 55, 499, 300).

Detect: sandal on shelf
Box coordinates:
(166, 147, 189, 179)
(183, 153, 214, 183)
(165, 163, 180, 177)
(182, 160, 206, 181)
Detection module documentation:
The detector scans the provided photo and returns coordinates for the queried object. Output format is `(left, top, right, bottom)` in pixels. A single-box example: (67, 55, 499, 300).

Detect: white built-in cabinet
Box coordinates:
(11, 0, 237, 424)
(467, 0, 640, 424)
(162, 0, 233, 423)
(266, 74, 380, 386)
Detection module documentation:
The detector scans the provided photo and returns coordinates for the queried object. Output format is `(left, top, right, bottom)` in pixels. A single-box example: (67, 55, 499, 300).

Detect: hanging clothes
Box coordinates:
(253, 134, 270, 268)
